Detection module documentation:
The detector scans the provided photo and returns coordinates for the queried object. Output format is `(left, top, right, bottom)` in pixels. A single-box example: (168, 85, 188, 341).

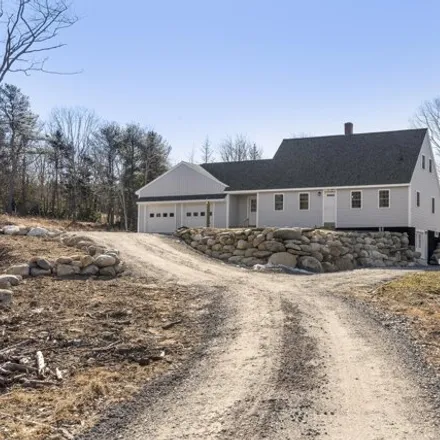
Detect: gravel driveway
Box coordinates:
(80, 232, 440, 440)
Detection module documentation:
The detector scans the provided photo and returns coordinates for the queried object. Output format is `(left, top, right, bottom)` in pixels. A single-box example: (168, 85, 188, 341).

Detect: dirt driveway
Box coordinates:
(81, 232, 440, 439)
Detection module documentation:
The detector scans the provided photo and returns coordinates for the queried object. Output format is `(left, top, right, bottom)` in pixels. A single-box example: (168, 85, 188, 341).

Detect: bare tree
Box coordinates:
(0, 0, 78, 83)
(200, 136, 214, 163)
(412, 97, 440, 156)
(218, 134, 263, 162)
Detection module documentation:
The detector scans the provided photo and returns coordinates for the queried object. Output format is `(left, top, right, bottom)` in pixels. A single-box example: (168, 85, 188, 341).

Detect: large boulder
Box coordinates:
(27, 227, 48, 237)
(99, 266, 116, 277)
(56, 256, 73, 265)
(94, 255, 116, 268)
(0, 274, 21, 286)
(81, 264, 100, 275)
(81, 255, 94, 268)
(3, 225, 20, 235)
(36, 258, 51, 271)
(297, 256, 323, 273)
(273, 228, 302, 241)
(0, 290, 12, 308)
(56, 264, 80, 277)
(6, 264, 30, 277)
(262, 241, 286, 253)
(236, 240, 249, 250)
(30, 267, 52, 277)
(268, 252, 297, 268)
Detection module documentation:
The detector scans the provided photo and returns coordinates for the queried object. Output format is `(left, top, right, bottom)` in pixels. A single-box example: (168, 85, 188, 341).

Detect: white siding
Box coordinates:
(410, 135, 440, 232)
(138, 162, 226, 198)
(228, 195, 253, 227)
(258, 190, 322, 228)
(337, 187, 409, 228)
(213, 202, 227, 228)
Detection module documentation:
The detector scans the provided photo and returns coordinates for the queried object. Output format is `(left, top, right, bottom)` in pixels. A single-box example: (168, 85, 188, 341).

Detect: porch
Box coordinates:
(228, 193, 257, 228)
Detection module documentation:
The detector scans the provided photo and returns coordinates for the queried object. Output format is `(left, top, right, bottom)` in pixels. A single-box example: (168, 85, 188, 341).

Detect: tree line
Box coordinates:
(0, 84, 171, 230)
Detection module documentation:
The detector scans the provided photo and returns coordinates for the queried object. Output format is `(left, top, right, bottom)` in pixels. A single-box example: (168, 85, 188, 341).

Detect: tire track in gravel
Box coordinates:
(78, 233, 440, 440)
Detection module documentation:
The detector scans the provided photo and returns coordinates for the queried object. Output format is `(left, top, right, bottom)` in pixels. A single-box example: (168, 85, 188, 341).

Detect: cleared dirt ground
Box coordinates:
(77, 233, 440, 440)
(0, 236, 205, 440)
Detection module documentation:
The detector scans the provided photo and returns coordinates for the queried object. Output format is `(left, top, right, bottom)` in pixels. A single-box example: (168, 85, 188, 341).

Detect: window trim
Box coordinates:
(298, 192, 310, 211)
(422, 155, 426, 169)
(378, 189, 390, 209)
(274, 193, 285, 211)
(350, 190, 362, 209)
(432, 197, 435, 214)
(416, 191, 421, 208)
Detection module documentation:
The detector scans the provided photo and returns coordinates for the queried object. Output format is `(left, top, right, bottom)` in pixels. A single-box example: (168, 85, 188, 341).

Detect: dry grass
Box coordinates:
(0, 214, 108, 232)
(344, 271, 440, 375)
(0, 235, 204, 439)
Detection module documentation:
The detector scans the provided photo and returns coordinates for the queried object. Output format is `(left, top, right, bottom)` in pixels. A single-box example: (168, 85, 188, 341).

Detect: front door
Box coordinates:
(416, 230, 427, 261)
(323, 190, 336, 227)
(249, 197, 257, 226)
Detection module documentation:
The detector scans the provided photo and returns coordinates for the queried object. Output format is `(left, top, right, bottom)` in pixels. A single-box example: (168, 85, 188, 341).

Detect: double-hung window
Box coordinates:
(274, 194, 284, 211)
(422, 155, 426, 169)
(379, 190, 390, 208)
(429, 159, 433, 173)
(351, 191, 362, 209)
(299, 193, 309, 210)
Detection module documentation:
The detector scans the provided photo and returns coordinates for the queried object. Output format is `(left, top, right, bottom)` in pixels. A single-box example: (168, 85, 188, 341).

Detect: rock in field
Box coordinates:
(0, 274, 22, 286)
(81, 255, 94, 268)
(94, 254, 116, 268)
(0, 290, 12, 308)
(56, 264, 80, 277)
(30, 267, 52, 277)
(268, 252, 297, 268)
(81, 264, 100, 275)
(27, 227, 48, 237)
(297, 256, 323, 273)
(3, 225, 20, 235)
(6, 264, 30, 277)
(56, 256, 73, 264)
(36, 258, 51, 270)
(99, 266, 116, 277)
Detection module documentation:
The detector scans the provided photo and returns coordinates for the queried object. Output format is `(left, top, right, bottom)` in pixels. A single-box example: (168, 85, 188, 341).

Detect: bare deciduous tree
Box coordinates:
(412, 97, 440, 156)
(0, 0, 78, 83)
(218, 134, 263, 162)
(200, 136, 214, 163)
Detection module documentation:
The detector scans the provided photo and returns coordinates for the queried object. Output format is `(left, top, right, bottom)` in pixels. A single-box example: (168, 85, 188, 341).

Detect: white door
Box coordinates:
(183, 203, 212, 228)
(416, 230, 427, 260)
(146, 204, 176, 233)
(323, 190, 336, 225)
(248, 197, 257, 226)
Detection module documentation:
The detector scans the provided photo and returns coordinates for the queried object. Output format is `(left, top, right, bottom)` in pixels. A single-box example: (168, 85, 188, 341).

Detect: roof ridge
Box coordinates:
(282, 127, 427, 142)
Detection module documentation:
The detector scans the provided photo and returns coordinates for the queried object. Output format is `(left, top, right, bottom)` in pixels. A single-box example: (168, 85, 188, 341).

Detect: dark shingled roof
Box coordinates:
(201, 129, 428, 191)
(138, 194, 226, 202)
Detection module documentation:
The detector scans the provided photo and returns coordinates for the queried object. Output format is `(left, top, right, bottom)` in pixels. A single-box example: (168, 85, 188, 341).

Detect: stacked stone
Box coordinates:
(177, 227, 421, 273)
(0, 274, 22, 308)
(4, 235, 125, 279)
(1, 225, 62, 238)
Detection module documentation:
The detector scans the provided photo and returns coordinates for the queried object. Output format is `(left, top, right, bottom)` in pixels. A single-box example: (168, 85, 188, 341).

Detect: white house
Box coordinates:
(136, 123, 440, 261)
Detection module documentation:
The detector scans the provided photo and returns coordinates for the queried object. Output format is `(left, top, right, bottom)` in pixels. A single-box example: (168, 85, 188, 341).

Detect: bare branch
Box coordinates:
(0, 0, 78, 83)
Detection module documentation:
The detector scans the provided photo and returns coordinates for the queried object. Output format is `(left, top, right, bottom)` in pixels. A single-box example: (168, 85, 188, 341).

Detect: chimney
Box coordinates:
(344, 122, 353, 135)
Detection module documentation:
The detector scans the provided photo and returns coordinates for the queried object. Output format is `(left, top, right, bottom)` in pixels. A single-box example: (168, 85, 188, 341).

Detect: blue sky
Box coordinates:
(9, 0, 440, 163)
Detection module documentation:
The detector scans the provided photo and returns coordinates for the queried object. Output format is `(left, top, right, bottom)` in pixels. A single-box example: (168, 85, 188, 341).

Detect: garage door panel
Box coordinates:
(182, 203, 212, 228)
(146, 204, 176, 233)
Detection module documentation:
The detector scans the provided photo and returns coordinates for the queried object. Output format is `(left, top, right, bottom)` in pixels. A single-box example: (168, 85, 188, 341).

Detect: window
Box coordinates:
(432, 198, 436, 214)
(299, 193, 309, 210)
(193, 212, 198, 217)
(250, 198, 257, 213)
(416, 191, 420, 207)
(274, 194, 284, 211)
(170, 213, 175, 218)
(379, 190, 390, 208)
(186, 212, 192, 217)
(163, 213, 168, 217)
(429, 159, 433, 173)
(351, 191, 362, 209)
(422, 155, 426, 169)
(156, 213, 161, 218)
(149, 213, 154, 218)
(201, 212, 206, 217)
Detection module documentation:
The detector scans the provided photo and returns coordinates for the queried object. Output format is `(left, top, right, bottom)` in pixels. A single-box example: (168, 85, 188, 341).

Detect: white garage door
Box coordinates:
(146, 204, 176, 233)
(182, 203, 212, 228)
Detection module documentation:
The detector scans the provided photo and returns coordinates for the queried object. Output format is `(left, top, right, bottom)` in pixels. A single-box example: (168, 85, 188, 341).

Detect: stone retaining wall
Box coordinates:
(177, 227, 422, 273)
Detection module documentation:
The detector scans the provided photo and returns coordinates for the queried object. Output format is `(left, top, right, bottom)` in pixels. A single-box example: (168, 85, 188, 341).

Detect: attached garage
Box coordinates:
(181, 203, 212, 229)
(144, 203, 177, 233)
